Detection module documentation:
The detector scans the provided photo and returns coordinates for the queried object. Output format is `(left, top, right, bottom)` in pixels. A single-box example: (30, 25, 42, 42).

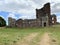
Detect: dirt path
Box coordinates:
(39, 33, 51, 45)
(16, 33, 38, 45)
(15, 32, 51, 45)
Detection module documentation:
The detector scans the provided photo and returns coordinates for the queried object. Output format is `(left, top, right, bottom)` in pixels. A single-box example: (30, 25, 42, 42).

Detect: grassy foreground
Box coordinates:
(0, 25, 60, 45)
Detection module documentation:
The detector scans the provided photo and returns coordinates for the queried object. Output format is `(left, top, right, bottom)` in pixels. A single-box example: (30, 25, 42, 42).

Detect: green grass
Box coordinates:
(0, 25, 60, 45)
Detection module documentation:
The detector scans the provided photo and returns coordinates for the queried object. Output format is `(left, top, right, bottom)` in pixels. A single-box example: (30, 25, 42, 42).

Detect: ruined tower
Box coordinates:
(8, 17, 16, 27)
(51, 14, 57, 25)
(36, 3, 51, 27)
(36, 3, 50, 19)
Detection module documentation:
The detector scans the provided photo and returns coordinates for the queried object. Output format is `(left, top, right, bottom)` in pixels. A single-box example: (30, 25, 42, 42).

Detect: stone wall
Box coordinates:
(16, 19, 42, 28)
(8, 17, 16, 27)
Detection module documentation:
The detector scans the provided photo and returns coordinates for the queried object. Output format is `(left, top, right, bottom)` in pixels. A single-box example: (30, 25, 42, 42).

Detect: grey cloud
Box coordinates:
(0, 0, 51, 19)
(32, 0, 51, 5)
(51, 3, 60, 14)
(0, 0, 51, 11)
(0, 2, 33, 11)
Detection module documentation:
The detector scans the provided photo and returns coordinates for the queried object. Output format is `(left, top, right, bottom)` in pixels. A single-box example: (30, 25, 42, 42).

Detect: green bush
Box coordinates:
(0, 16, 6, 27)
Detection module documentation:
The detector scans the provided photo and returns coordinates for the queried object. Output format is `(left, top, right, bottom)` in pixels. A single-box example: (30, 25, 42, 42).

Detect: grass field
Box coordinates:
(0, 25, 60, 45)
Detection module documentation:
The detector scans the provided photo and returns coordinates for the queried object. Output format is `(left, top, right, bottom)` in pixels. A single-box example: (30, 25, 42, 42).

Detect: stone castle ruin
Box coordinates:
(8, 3, 56, 28)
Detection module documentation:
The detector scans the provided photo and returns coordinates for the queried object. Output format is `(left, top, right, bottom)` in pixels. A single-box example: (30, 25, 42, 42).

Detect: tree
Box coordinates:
(0, 17, 6, 27)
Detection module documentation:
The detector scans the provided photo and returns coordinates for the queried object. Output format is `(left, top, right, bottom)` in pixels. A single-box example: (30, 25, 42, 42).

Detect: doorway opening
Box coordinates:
(44, 22, 46, 27)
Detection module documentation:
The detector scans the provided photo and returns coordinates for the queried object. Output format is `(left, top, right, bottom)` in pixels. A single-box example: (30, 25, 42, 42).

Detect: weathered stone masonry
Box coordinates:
(8, 3, 57, 28)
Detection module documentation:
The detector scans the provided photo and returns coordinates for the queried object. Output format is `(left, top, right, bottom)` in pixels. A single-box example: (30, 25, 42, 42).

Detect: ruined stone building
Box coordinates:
(8, 3, 57, 28)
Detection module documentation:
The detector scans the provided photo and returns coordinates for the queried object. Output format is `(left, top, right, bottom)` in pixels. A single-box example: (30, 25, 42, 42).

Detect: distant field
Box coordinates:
(0, 25, 60, 45)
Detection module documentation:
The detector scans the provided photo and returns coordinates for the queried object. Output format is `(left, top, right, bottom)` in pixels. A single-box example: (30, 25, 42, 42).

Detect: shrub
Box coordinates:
(0, 16, 6, 27)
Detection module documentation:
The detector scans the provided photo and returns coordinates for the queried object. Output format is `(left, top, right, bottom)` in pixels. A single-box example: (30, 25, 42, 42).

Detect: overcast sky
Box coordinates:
(0, 0, 60, 24)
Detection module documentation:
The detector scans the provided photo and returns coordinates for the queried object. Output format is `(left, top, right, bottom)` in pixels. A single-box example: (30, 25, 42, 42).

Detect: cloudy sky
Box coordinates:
(0, 0, 60, 24)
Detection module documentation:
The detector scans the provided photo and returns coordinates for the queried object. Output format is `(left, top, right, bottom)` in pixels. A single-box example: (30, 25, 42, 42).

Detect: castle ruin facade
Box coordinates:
(8, 3, 57, 28)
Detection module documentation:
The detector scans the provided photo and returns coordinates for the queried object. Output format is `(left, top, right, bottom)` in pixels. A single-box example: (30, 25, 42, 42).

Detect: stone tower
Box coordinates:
(8, 17, 16, 27)
(36, 3, 51, 27)
(51, 14, 57, 25)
